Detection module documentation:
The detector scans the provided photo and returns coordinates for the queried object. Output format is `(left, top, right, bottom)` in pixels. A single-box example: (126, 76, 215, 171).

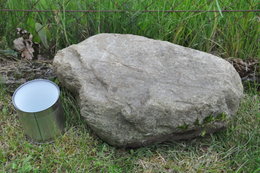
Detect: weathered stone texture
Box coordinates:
(54, 34, 243, 147)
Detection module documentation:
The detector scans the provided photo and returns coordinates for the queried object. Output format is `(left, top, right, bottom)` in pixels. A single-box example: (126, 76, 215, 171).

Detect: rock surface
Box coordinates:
(53, 34, 243, 148)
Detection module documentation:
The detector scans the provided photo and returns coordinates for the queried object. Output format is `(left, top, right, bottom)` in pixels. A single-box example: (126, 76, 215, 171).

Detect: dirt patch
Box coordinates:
(0, 57, 56, 93)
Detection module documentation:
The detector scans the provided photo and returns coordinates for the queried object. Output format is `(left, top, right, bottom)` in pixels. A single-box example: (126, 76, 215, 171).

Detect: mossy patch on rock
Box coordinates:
(202, 113, 229, 125)
(177, 123, 189, 130)
(215, 112, 228, 121)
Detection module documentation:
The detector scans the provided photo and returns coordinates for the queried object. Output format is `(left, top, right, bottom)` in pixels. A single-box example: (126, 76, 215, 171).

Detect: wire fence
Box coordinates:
(0, 9, 260, 13)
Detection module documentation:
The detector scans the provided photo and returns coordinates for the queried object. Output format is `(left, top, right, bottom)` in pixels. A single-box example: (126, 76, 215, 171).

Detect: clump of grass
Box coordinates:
(0, 0, 259, 59)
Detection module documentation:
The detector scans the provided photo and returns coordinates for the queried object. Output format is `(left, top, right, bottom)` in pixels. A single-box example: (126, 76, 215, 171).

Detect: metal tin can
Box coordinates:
(12, 79, 65, 143)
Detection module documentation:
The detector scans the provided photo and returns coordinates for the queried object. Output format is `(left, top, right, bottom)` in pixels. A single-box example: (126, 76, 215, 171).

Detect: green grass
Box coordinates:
(0, 80, 259, 172)
(0, 0, 259, 59)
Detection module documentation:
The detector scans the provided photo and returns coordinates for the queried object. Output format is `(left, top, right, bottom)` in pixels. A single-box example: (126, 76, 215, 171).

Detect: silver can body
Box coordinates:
(12, 79, 65, 143)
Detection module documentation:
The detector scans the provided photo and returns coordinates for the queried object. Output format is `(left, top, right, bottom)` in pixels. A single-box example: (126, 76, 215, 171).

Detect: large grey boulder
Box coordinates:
(53, 34, 243, 148)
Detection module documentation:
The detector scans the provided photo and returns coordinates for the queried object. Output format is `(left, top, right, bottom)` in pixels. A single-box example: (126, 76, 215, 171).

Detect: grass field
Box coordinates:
(0, 79, 259, 172)
(0, 0, 259, 59)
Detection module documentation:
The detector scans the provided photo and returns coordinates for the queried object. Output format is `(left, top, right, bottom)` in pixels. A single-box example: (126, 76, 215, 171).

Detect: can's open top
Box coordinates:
(12, 79, 60, 113)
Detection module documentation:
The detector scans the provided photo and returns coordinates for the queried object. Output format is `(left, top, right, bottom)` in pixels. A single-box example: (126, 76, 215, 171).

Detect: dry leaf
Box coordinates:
(13, 37, 25, 51)
(228, 57, 259, 83)
(13, 28, 35, 60)
(21, 44, 34, 60)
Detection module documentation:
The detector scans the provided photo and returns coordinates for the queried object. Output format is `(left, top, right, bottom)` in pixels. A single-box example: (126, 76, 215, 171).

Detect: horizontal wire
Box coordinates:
(0, 9, 259, 13)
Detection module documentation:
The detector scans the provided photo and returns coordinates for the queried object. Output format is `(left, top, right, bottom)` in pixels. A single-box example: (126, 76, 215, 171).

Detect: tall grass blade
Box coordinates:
(216, 0, 223, 17)
(35, 23, 49, 49)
